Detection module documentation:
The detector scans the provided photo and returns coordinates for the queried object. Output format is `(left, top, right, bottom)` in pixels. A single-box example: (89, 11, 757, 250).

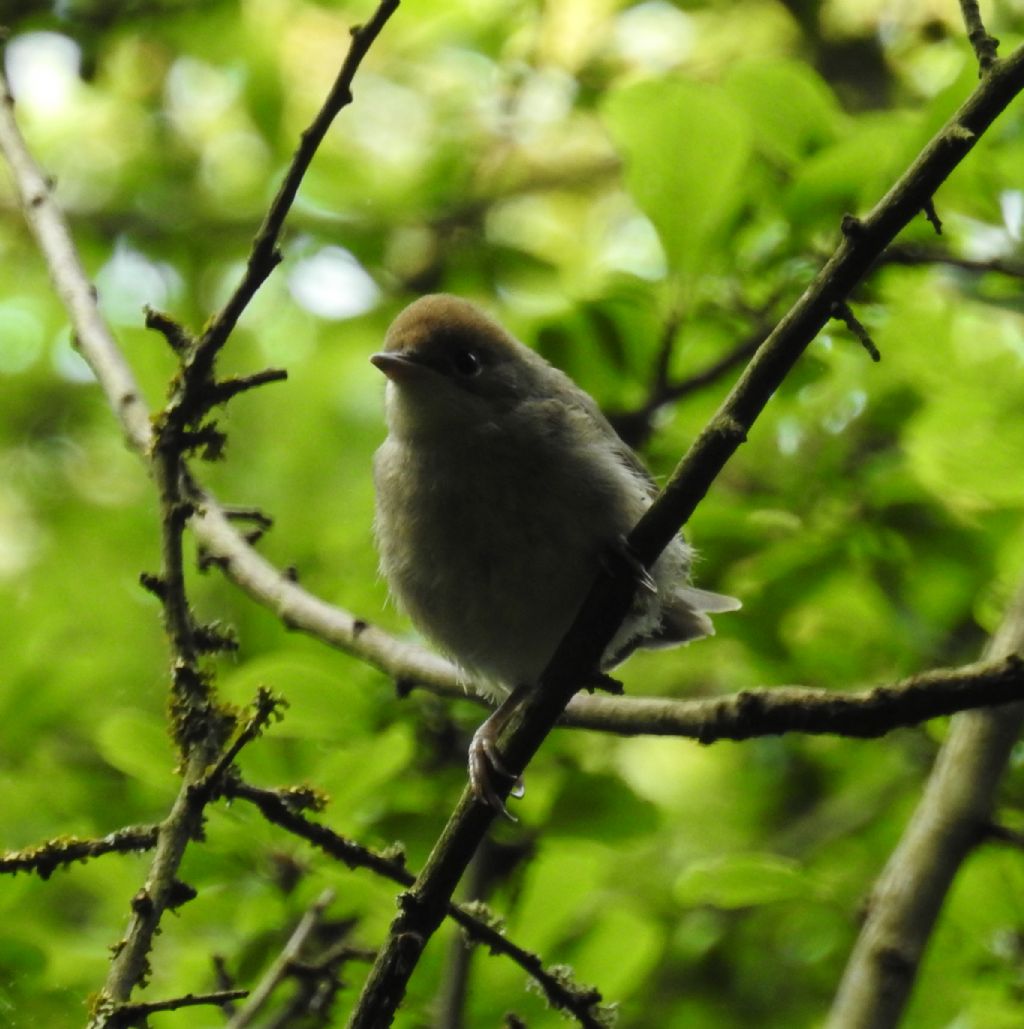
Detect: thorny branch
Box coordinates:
(0, 2, 586, 1018)
(103, 990, 249, 1026)
(227, 779, 612, 1026)
(0, 826, 160, 879)
(0, 3, 401, 1024)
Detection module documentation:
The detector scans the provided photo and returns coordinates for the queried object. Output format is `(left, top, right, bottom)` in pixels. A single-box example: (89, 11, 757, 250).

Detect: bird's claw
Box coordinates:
(468, 724, 524, 822)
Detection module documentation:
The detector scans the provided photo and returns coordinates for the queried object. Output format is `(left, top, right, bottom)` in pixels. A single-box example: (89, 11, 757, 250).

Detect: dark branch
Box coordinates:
(348, 43, 1024, 1027)
(830, 300, 881, 362)
(196, 0, 400, 365)
(959, 0, 1000, 73)
(99, 990, 248, 1025)
(561, 655, 1024, 740)
(0, 826, 159, 879)
(922, 198, 943, 234)
(228, 779, 611, 1026)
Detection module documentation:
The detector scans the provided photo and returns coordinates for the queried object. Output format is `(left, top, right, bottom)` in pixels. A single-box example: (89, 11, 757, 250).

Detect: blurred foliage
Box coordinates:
(1, 0, 1024, 1026)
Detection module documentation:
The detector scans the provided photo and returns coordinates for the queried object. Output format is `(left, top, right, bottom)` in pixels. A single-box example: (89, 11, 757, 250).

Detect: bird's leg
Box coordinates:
(468, 683, 530, 822)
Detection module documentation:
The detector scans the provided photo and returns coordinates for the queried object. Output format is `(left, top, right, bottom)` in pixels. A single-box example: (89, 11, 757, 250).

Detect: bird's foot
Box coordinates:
(468, 722, 524, 822)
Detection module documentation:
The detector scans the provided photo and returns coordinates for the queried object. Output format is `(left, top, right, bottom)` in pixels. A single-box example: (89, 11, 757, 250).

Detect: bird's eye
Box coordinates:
(451, 349, 482, 377)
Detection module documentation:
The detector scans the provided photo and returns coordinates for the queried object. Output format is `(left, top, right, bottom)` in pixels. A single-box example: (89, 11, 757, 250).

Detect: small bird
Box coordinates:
(371, 295, 739, 816)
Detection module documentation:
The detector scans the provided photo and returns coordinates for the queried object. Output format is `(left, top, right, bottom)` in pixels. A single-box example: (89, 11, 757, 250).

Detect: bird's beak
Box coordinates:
(370, 351, 429, 382)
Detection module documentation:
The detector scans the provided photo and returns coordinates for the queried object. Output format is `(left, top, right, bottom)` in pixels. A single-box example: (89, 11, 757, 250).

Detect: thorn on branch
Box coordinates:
(167, 878, 198, 910)
(583, 672, 624, 695)
(193, 620, 240, 655)
(922, 198, 943, 235)
(223, 506, 274, 530)
(179, 423, 227, 461)
(209, 368, 289, 407)
(145, 307, 194, 355)
(139, 572, 166, 600)
(831, 301, 881, 362)
(196, 545, 230, 574)
(841, 214, 866, 238)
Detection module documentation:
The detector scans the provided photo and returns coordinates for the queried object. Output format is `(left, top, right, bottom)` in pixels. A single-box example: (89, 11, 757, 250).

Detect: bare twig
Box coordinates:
(0, 826, 159, 879)
(102, 990, 249, 1025)
(609, 314, 773, 449)
(922, 197, 943, 234)
(226, 889, 337, 1029)
(959, 0, 1000, 73)
(830, 300, 881, 362)
(227, 780, 611, 1026)
(348, 43, 1024, 1027)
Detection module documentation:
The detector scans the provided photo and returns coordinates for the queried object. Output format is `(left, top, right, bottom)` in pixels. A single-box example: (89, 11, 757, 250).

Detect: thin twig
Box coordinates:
(0, 826, 159, 879)
(831, 300, 881, 361)
(228, 780, 610, 1026)
(922, 197, 943, 234)
(880, 242, 1024, 279)
(226, 889, 337, 1029)
(104, 990, 249, 1025)
(959, 0, 1000, 73)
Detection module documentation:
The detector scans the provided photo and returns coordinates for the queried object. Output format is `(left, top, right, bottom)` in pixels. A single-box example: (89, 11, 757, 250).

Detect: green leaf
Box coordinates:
(674, 854, 811, 909)
(95, 711, 175, 788)
(572, 903, 663, 998)
(602, 77, 752, 279)
(724, 58, 844, 165)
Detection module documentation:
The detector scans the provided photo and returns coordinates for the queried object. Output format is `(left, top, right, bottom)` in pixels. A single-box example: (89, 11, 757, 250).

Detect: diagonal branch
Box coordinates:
(226, 889, 337, 1029)
(827, 580, 1024, 1028)
(194, 0, 400, 364)
(347, 43, 1024, 1027)
(228, 780, 611, 1026)
(0, 5, 401, 1023)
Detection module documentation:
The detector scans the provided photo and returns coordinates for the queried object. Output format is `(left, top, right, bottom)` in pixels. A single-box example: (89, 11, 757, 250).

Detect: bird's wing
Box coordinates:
(549, 365, 660, 495)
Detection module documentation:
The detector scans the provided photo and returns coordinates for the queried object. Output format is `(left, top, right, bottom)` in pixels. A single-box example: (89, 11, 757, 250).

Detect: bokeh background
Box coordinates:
(2, 0, 1024, 1025)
